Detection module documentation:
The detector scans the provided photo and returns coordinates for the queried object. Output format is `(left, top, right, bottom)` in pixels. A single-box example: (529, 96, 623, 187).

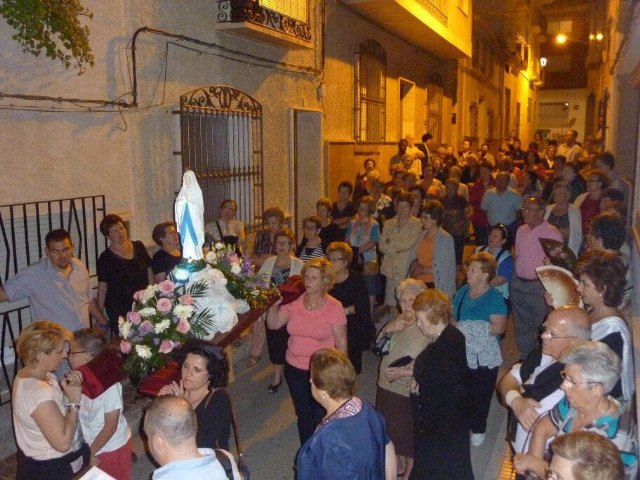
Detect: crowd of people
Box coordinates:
(2, 128, 638, 479)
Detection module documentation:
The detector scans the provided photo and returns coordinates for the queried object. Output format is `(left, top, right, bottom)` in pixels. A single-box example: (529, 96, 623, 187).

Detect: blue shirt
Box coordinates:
(480, 188, 523, 226)
(153, 448, 228, 480)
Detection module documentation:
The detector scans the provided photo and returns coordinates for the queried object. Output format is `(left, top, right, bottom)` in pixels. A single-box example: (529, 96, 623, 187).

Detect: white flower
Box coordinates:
(135, 344, 152, 359)
(138, 307, 157, 317)
(141, 285, 157, 304)
(231, 263, 241, 274)
(214, 242, 225, 250)
(118, 318, 132, 339)
(154, 319, 171, 334)
(174, 304, 195, 321)
(205, 251, 217, 264)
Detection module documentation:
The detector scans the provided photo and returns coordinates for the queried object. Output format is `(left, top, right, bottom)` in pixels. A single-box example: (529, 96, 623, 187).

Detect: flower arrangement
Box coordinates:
(119, 279, 214, 382)
(204, 243, 280, 310)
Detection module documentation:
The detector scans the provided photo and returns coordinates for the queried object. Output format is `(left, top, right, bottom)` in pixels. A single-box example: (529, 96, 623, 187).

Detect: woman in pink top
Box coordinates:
(267, 258, 348, 444)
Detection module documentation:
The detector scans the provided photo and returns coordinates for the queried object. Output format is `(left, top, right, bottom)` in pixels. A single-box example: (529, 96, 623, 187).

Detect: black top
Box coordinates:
(195, 388, 232, 450)
(329, 272, 372, 352)
(151, 249, 182, 276)
(319, 221, 344, 246)
(97, 240, 151, 321)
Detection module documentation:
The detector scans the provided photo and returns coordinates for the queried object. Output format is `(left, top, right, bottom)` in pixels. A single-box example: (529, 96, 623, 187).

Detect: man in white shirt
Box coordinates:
(557, 129, 584, 165)
(497, 306, 590, 454)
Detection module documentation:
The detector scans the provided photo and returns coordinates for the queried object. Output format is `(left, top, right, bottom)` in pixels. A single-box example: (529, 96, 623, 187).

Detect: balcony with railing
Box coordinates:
(216, 0, 312, 48)
(339, 0, 471, 59)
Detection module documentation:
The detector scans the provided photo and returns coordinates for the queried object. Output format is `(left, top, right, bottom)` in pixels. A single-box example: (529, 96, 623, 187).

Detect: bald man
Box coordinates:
(144, 395, 237, 480)
(497, 306, 590, 454)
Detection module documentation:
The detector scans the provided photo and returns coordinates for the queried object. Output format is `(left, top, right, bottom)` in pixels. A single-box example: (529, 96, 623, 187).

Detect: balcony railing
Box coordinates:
(217, 0, 312, 44)
(415, 0, 448, 26)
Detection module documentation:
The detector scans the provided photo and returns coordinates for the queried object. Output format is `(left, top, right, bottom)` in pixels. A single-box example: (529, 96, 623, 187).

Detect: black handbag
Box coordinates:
(372, 333, 391, 356)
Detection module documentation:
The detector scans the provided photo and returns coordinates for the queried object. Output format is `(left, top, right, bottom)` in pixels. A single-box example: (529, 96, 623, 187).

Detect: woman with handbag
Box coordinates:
(13, 321, 91, 480)
(346, 195, 382, 315)
(327, 242, 372, 375)
(375, 279, 430, 479)
(158, 341, 232, 451)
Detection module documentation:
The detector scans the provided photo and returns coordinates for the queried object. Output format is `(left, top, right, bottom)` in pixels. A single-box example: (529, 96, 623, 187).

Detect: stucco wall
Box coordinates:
(537, 89, 588, 143)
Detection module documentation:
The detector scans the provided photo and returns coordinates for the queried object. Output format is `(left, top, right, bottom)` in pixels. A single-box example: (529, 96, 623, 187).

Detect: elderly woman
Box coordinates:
(13, 321, 89, 479)
(514, 341, 637, 478)
(297, 348, 396, 480)
(375, 279, 429, 479)
(97, 214, 153, 336)
(204, 199, 246, 255)
(158, 341, 231, 450)
(452, 252, 507, 446)
(316, 198, 343, 246)
(545, 180, 583, 256)
(151, 221, 182, 282)
(474, 223, 513, 300)
(379, 192, 423, 309)
(258, 228, 304, 393)
(575, 251, 634, 403)
(546, 431, 624, 480)
(410, 289, 472, 479)
(346, 195, 381, 314)
(574, 168, 610, 237)
(408, 200, 456, 298)
(440, 178, 471, 265)
(296, 215, 326, 262)
(251, 206, 285, 268)
(327, 242, 372, 375)
(267, 258, 347, 444)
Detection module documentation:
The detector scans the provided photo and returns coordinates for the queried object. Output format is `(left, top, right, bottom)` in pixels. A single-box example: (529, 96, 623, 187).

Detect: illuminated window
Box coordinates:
(259, 0, 308, 21)
(357, 40, 386, 143)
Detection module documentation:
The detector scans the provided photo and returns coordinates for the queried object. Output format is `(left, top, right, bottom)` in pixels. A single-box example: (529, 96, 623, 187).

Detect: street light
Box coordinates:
(555, 33, 568, 44)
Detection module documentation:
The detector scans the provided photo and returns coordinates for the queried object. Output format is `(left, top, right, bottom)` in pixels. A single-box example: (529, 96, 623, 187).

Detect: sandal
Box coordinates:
(267, 382, 282, 394)
(246, 355, 261, 368)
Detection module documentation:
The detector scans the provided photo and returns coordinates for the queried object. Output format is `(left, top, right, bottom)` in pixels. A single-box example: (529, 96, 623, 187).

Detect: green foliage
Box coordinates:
(0, 0, 95, 74)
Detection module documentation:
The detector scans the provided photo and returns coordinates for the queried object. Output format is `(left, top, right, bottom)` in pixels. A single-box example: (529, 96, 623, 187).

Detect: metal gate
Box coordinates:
(179, 85, 264, 231)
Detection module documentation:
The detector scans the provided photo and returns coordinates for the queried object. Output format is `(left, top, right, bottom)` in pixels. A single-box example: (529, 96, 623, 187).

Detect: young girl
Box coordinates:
(68, 328, 132, 479)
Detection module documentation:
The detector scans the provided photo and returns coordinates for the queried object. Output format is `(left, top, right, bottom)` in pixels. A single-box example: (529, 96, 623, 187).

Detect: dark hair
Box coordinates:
(338, 181, 354, 194)
(152, 221, 176, 246)
(263, 206, 285, 224)
(490, 223, 510, 249)
(548, 139, 558, 146)
(587, 168, 611, 189)
(45, 229, 71, 247)
(422, 133, 433, 142)
(100, 214, 125, 237)
(590, 212, 626, 251)
(395, 191, 415, 207)
(575, 250, 627, 307)
(176, 341, 229, 388)
(419, 200, 444, 226)
(602, 187, 624, 202)
(303, 215, 322, 230)
(363, 158, 376, 169)
(596, 151, 615, 169)
(276, 227, 295, 246)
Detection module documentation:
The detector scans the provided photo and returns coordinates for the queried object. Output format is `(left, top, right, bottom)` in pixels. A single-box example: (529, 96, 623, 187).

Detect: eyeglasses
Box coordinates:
(560, 370, 597, 388)
(68, 350, 88, 357)
(539, 324, 575, 340)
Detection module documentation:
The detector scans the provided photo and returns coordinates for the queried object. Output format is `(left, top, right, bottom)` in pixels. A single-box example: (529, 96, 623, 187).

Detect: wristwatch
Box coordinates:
(66, 402, 81, 411)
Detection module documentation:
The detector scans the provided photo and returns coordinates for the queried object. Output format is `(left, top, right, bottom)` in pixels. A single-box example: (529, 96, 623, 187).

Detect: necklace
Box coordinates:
(305, 295, 325, 310)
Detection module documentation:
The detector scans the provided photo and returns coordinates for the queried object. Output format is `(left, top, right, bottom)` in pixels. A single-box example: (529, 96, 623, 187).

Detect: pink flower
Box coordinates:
(159, 340, 175, 354)
(178, 294, 194, 305)
(158, 280, 176, 295)
(156, 298, 173, 314)
(120, 340, 132, 354)
(133, 289, 146, 302)
(127, 311, 142, 325)
(176, 319, 191, 334)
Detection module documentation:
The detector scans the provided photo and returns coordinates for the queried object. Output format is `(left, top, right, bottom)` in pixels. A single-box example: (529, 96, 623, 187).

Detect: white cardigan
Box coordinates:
(258, 255, 304, 285)
(544, 204, 582, 256)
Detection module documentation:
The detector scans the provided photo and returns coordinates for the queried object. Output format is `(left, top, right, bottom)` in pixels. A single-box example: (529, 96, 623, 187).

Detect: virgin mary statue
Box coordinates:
(175, 170, 205, 260)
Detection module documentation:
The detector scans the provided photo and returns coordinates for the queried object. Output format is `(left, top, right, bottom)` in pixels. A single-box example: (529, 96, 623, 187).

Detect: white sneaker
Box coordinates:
(471, 433, 485, 446)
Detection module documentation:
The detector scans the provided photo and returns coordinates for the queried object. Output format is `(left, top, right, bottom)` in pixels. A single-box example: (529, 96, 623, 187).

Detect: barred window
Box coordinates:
(469, 102, 479, 138)
(357, 40, 386, 143)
